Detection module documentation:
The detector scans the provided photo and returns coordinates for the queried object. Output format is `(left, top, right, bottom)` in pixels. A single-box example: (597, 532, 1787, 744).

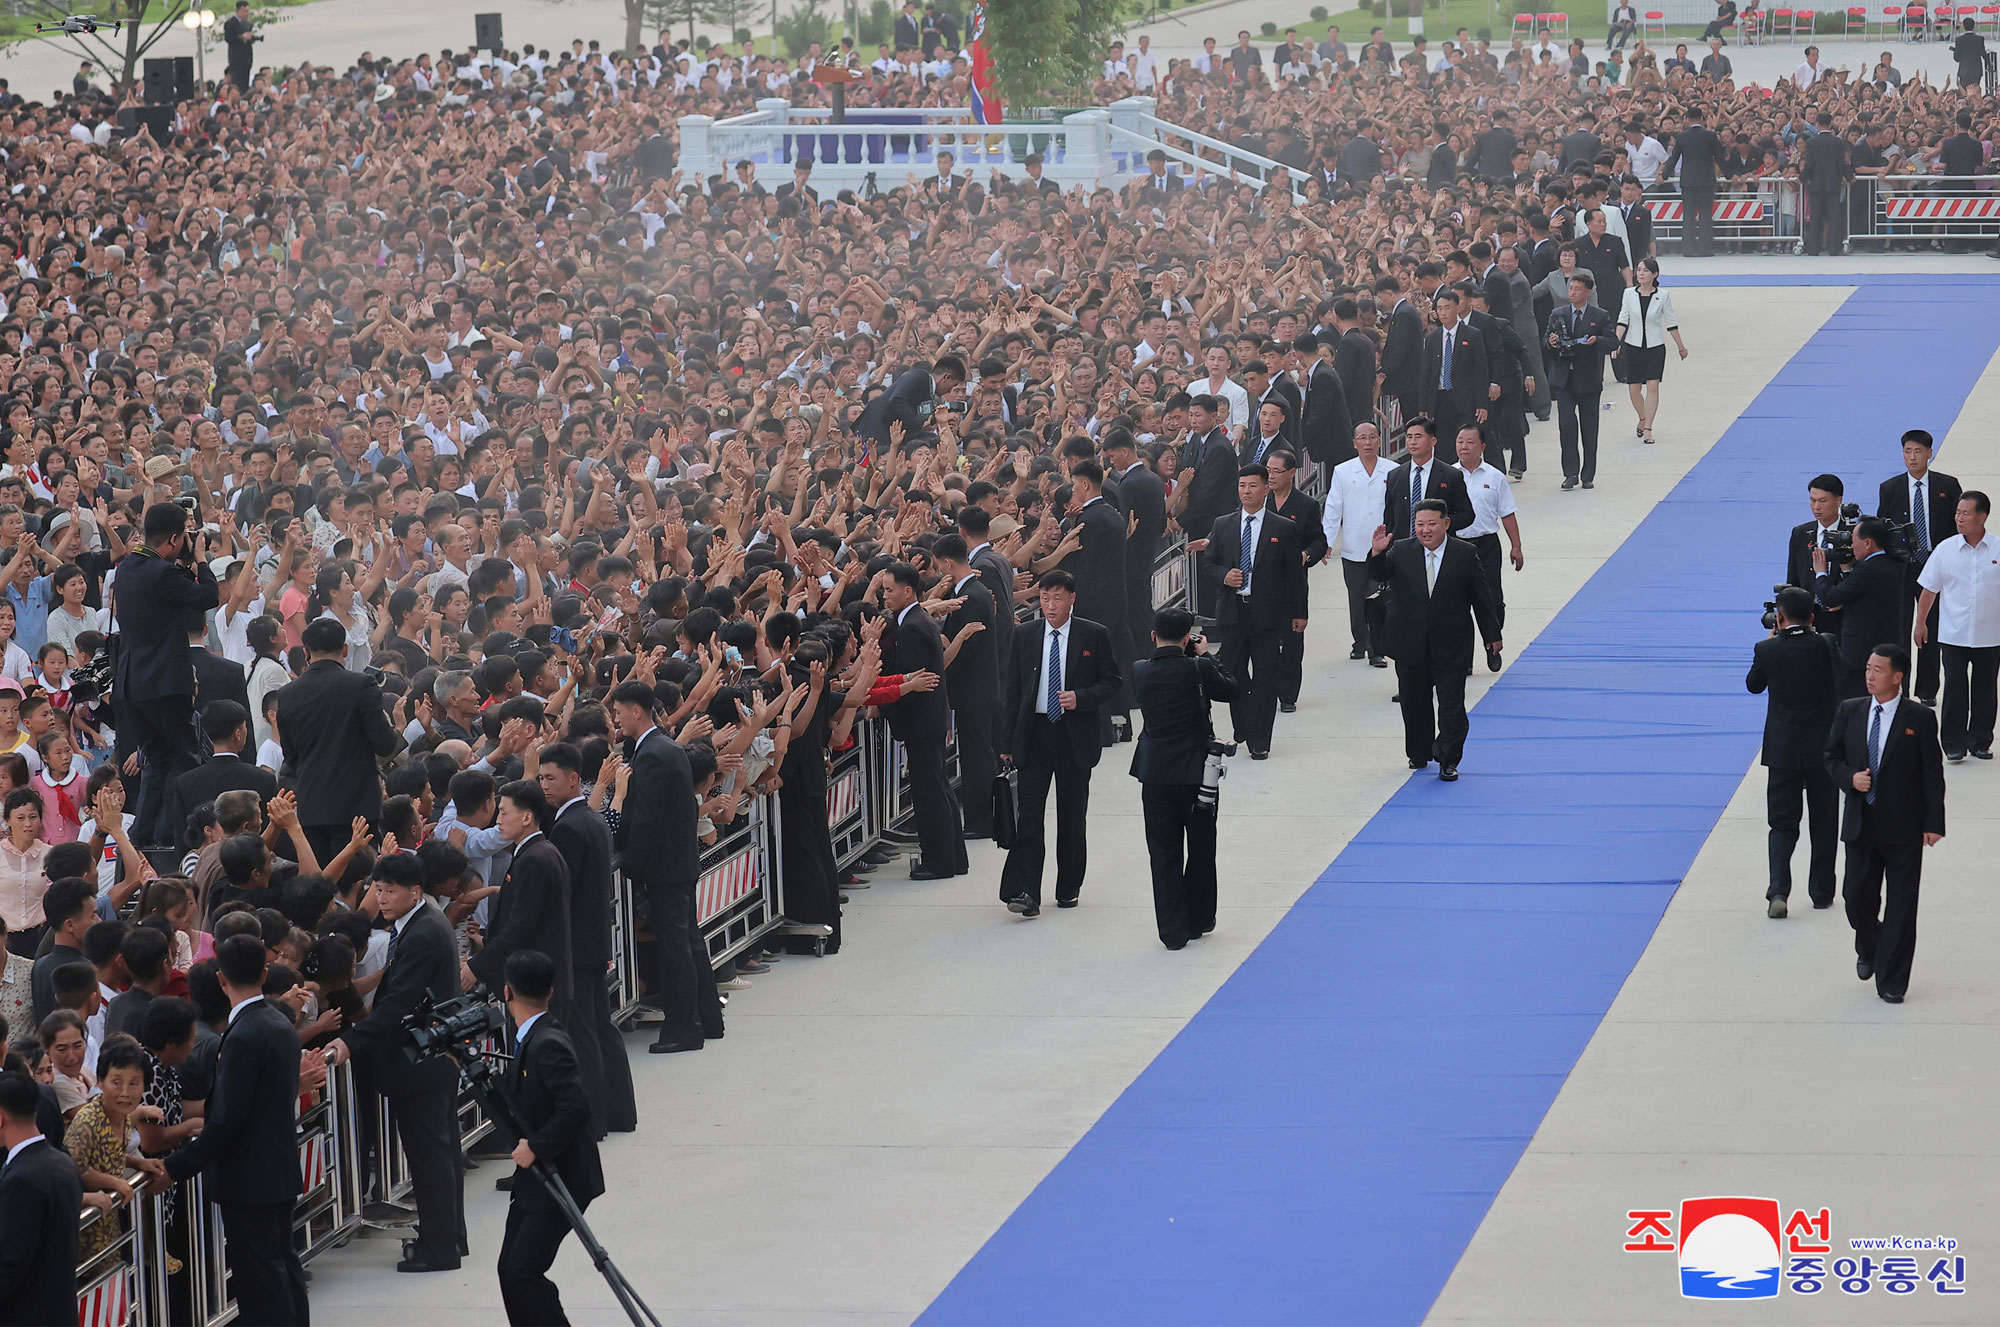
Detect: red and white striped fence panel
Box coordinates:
(697, 846, 759, 925)
(1884, 196, 2000, 221)
(826, 767, 863, 829)
(299, 1132, 329, 1193)
(77, 1267, 130, 1327)
(1650, 199, 1763, 223)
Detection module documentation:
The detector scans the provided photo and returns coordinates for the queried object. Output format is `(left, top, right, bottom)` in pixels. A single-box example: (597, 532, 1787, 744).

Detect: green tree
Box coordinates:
(981, 0, 1121, 108)
(24, 0, 194, 93)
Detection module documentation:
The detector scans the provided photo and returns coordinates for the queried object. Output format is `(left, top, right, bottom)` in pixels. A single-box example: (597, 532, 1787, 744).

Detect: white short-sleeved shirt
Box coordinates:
(1455, 462, 1519, 538)
(1917, 532, 2000, 648)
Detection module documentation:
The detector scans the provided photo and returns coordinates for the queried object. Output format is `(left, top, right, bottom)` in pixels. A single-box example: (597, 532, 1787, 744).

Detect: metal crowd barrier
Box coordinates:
(1646, 176, 2000, 248)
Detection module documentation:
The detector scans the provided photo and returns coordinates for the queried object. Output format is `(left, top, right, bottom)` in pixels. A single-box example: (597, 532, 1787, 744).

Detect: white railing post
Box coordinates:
(1064, 108, 1110, 188)
(680, 114, 715, 190)
(1107, 95, 1155, 139)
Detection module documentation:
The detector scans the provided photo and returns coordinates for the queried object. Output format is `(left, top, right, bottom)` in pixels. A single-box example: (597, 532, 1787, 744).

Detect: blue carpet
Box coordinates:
(919, 282, 2000, 1326)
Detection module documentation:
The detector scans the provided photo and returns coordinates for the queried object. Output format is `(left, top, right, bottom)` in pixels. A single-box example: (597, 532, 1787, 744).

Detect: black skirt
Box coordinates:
(1623, 342, 1667, 382)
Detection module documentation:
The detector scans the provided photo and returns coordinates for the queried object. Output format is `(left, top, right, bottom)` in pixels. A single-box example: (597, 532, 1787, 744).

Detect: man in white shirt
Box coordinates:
(1915, 491, 2000, 760)
(1321, 422, 1392, 666)
(1623, 123, 1669, 184)
(1197, 344, 1251, 433)
(1130, 36, 1158, 89)
(1453, 426, 1525, 632)
(1794, 45, 1823, 87)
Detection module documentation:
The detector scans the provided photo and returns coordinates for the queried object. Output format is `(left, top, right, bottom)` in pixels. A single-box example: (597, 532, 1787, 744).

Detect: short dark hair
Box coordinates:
(1808, 473, 1844, 498)
(1871, 642, 1911, 676)
(143, 502, 189, 542)
(1961, 490, 1991, 517)
(371, 850, 424, 890)
(499, 779, 549, 830)
(202, 699, 249, 743)
(1238, 463, 1269, 481)
(120, 926, 170, 983)
(138, 996, 199, 1052)
(42, 876, 95, 929)
(0, 1071, 40, 1123)
(504, 947, 557, 1004)
(1413, 498, 1450, 519)
(1038, 569, 1077, 592)
(1153, 608, 1194, 642)
(301, 618, 347, 654)
(1854, 517, 1892, 547)
(214, 933, 267, 989)
(608, 679, 658, 712)
(1774, 586, 1816, 625)
(538, 741, 582, 775)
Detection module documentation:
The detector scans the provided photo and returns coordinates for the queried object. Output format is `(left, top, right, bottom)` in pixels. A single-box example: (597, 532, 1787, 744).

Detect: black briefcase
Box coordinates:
(991, 770, 1019, 850)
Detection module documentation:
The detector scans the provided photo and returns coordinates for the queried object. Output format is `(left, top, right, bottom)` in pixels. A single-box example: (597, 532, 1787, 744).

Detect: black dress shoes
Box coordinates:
(1880, 991, 1904, 1004)
(494, 1175, 514, 1192)
(1279, 701, 1296, 713)
(1561, 476, 1579, 491)
(649, 1039, 702, 1054)
(1975, 749, 1994, 760)
(909, 864, 955, 880)
(1856, 960, 1873, 980)
(397, 1244, 459, 1274)
(1369, 655, 1388, 668)
(1250, 749, 1269, 760)
(1438, 766, 1459, 781)
(1408, 758, 1428, 770)
(1004, 893, 1040, 917)
(1350, 645, 1367, 660)
(1056, 898, 1079, 908)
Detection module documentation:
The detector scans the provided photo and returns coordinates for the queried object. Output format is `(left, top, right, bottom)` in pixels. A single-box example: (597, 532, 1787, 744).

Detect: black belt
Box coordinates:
(1466, 531, 1500, 544)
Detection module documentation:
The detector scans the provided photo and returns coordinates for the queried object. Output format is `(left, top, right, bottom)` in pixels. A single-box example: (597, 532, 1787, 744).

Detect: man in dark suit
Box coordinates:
(1558, 112, 1601, 170)
(1244, 360, 1302, 452)
(1062, 463, 1128, 733)
(1463, 283, 1532, 471)
(1331, 310, 1378, 445)
(0, 1070, 82, 1326)
(894, 0, 922, 48)
(329, 855, 465, 1272)
(1106, 430, 1166, 685)
(538, 743, 634, 1135)
(1129, 608, 1239, 950)
(1293, 333, 1354, 468)
(1787, 474, 1851, 635)
(1470, 110, 1519, 180)
(1616, 178, 1656, 263)
(1419, 288, 1491, 452)
(1544, 273, 1617, 491)
(1367, 500, 1504, 779)
(1748, 588, 1842, 916)
(855, 356, 964, 452)
(1799, 112, 1852, 257)
(1202, 465, 1309, 760)
(998, 571, 1121, 915)
(1267, 452, 1326, 715)
(165, 700, 277, 854)
(932, 538, 1000, 837)
(1877, 428, 1960, 704)
(1178, 396, 1242, 619)
(474, 781, 576, 1026)
(1381, 417, 1475, 541)
(112, 501, 218, 844)
(1374, 275, 1424, 425)
(1814, 519, 1905, 700)
(495, 949, 605, 1327)
(1825, 644, 1946, 1002)
(165, 934, 309, 1320)
(190, 624, 250, 716)
(275, 617, 402, 865)
(881, 563, 965, 879)
(1238, 399, 1296, 469)
(607, 680, 720, 1054)
(1663, 107, 1723, 255)
(1337, 123, 1382, 183)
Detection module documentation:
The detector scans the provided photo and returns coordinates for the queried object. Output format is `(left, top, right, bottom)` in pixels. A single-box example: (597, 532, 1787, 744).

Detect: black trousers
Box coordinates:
(1395, 654, 1470, 767)
(1466, 532, 1507, 631)
(228, 54, 252, 92)
(953, 704, 998, 836)
(1276, 621, 1307, 705)
(1220, 620, 1283, 753)
(1681, 187, 1716, 255)
(643, 879, 723, 1045)
(1766, 765, 1837, 904)
(122, 692, 198, 844)
(1341, 559, 1386, 656)
(219, 1200, 308, 1326)
(1939, 642, 2000, 753)
(499, 1191, 585, 1326)
(1554, 386, 1601, 483)
(1898, 577, 1942, 701)
(998, 722, 1090, 905)
(570, 961, 635, 1135)
(1842, 830, 1923, 999)
(1804, 188, 1845, 255)
(392, 1088, 465, 1267)
(904, 736, 966, 872)
(1142, 784, 1216, 949)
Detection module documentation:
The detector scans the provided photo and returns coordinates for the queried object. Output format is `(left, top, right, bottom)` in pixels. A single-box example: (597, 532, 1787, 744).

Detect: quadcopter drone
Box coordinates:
(35, 15, 125, 35)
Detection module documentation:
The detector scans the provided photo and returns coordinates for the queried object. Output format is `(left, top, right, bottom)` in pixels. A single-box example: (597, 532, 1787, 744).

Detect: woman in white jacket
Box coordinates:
(1615, 257, 1689, 444)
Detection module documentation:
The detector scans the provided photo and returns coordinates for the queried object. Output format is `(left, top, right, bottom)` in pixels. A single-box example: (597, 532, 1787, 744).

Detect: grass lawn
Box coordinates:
(1224, 0, 1717, 47)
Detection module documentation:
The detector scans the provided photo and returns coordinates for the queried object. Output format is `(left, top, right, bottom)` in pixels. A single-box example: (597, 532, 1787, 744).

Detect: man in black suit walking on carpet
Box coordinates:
(1202, 465, 1308, 760)
(1368, 500, 1503, 780)
(328, 855, 466, 1272)
(1747, 587, 1842, 917)
(1381, 417, 1474, 540)
(1419, 288, 1491, 454)
(1544, 272, 1617, 492)
(1813, 518, 1905, 700)
(1825, 644, 1946, 1003)
(881, 562, 966, 879)
(998, 571, 1121, 917)
(1265, 451, 1325, 716)
(0, 1070, 83, 1326)
(1877, 428, 1960, 705)
(495, 949, 604, 1327)
(166, 934, 310, 1320)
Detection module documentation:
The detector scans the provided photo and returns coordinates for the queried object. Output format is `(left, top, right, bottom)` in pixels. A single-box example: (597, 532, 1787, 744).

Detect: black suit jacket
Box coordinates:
(1747, 626, 1841, 769)
(1665, 123, 1722, 189)
(1367, 536, 1502, 672)
(1118, 463, 1167, 591)
(0, 1137, 80, 1326)
(1558, 128, 1602, 169)
(1618, 202, 1655, 262)
(470, 833, 574, 1015)
(1471, 125, 1518, 179)
(1177, 428, 1240, 538)
(1334, 329, 1377, 428)
(1787, 519, 1842, 594)
(1299, 360, 1354, 465)
(1799, 131, 1851, 192)
(550, 799, 616, 969)
(112, 550, 218, 702)
(1826, 696, 1946, 846)
(1877, 470, 1962, 579)
(885, 604, 951, 740)
(1816, 551, 1904, 672)
(164, 997, 303, 1205)
(894, 13, 922, 48)
(1256, 379, 1303, 447)
(1271, 488, 1328, 570)
(165, 753, 277, 854)
(1420, 321, 1491, 421)
(1380, 299, 1424, 399)
(275, 659, 400, 826)
(1128, 648, 1239, 785)
(191, 645, 250, 716)
(617, 729, 698, 888)
(505, 1018, 604, 1206)
(854, 366, 934, 449)
(1545, 302, 1617, 395)
(1202, 510, 1309, 633)
(1381, 458, 1475, 541)
(340, 901, 459, 1098)
(1067, 497, 1128, 639)
(1000, 616, 1121, 769)
(1337, 135, 1381, 182)
(942, 576, 1000, 714)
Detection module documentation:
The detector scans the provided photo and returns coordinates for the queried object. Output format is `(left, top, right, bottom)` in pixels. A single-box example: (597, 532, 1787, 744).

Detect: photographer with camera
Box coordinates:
(1747, 587, 1841, 917)
(1813, 517, 1906, 700)
(276, 617, 404, 866)
(112, 501, 218, 846)
(1129, 608, 1240, 951)
(326, 853, 466, 1273)
(494, 947, 604, 1326)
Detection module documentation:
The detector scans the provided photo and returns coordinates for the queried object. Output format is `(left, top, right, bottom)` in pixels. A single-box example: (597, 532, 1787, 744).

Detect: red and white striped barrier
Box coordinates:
(1650, 199, 1764, 223)
(299, 1132, 329, 1193)
(77, 1268, 130, 1327)
(1884, 196, 2000, 220)
(697, 846, 759, 925)
(827, 767, 863, 829)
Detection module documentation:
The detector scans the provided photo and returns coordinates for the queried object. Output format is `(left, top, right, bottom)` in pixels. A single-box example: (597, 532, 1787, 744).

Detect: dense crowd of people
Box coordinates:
(0, 3, 1992, 1317)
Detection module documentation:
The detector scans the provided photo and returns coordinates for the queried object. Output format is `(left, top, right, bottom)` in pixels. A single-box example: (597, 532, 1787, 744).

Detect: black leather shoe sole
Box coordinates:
(909, 867, 955, 880)
(1879, 992, 1904, 1004)
(1279, 702, 1297, 713)
(1369, 656, 1388, 668)
(1856, 960, 1873, 980)
(1004, 894, 1040, 917)
(649, 1040, 702, 1054)
(1055, 898, 1079, 908)
(1438, 766, 1459, 781)
(1408, 758, 1427, 770)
